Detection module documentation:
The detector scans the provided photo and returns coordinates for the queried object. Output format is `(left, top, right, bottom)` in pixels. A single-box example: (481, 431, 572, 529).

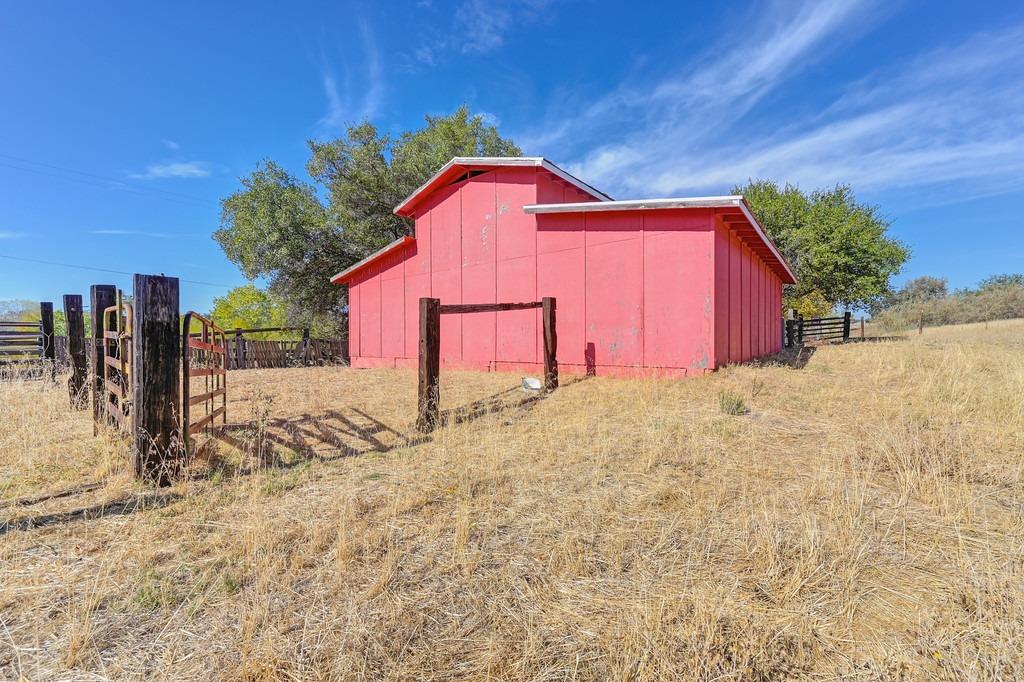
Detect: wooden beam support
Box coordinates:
(131, 274, 180, 486)
(63, 294, 88, 408)
(416, 297, 441, 433)
(542, 297, 558, 391)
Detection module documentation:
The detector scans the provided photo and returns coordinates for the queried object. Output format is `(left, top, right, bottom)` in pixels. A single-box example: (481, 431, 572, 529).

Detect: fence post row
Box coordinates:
(131, 274, 181, 486)
(39, 302, 55, 377)
(89, 285, 117, 435)
(63, 294, 88, 408)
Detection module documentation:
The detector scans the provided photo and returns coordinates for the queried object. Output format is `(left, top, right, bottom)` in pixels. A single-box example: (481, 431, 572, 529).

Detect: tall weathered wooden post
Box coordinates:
(416, 297, 441, 433)
(39, 302, 55, 377)
(542, 297, 558, 391)
(132, 274, 180, 485)
(842, 311, 852, 341)
(89, 285, 116, 434)
(63, 294, 88, 408)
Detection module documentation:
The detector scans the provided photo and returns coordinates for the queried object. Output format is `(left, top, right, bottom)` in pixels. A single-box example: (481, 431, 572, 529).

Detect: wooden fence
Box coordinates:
(416, 297, 557, 432)
(225, 327, 347, 369)
(785, 312, 852, 347)
(0, 303, 55, 379)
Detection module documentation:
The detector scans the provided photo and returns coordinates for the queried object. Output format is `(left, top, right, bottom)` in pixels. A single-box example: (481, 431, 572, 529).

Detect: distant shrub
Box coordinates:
(873, 277, 1024, 332)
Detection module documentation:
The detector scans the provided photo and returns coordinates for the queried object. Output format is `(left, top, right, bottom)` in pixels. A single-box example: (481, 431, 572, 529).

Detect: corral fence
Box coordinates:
(0, 302, 55, 379)
(416, 297, 557, 433)
(226, 327, 348, 369)
(785, 312, 852, 347)
(183, 311, 228, 456)
(99, 292, 133, 433)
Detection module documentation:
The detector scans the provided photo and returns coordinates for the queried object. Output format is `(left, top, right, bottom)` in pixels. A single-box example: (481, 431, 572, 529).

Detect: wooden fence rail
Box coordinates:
(417, 297, 557, 433)
(786, 312, 852, 347)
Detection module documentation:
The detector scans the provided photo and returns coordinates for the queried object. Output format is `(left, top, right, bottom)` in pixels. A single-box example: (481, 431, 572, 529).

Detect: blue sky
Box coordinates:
(2, 0, 1023, 313)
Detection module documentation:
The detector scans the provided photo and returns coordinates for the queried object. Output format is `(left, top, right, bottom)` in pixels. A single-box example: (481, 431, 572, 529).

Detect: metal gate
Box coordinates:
(101, 293, 133, 431)
(182, 311, 227, 454)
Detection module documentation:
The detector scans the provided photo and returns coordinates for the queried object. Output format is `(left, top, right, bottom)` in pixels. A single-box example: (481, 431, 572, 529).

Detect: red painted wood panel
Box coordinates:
(348, 280, 360, 360)
(496, 255, 537, 362)
(728, 231, 742, 363)
(753, 257, 762, 357)
(496, 167, 537, 362)
(404, 271, 430, 358)
(644, 223, 713, 369)
(460, 175, 497, 365)
(537, 247, 585, 365)
(495, 167, 537, 261)
(380, 275, 405, 359)
(713, 223, 730, 368)
(586, 211, 642, 246)
(359, 264, 381, 358)
(586, 236, 643, 366)
(745, 244, 753, 360)
(430, 183, 462, 363)
(461, 264, 496, 364)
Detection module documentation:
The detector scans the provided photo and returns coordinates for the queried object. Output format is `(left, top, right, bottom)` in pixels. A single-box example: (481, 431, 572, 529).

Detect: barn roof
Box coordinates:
(523, 196, 797, 284)
(393, 157, 612, 217)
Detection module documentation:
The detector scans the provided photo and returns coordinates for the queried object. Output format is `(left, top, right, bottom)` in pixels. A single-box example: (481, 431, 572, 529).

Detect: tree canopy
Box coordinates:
(209, 284, 288, 335)
(872, 273, 1024, 330)
(734, 181, 909, 316)
(215, 106, 521, 330)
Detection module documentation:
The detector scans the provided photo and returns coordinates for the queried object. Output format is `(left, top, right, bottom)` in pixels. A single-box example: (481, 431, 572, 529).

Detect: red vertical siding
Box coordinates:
(359, 263, 381, 358)
(643, 210, 714, 370)
(460, 174, 497, 365)
(431, 184, 462, 364)
(537, 179, 586, 366)
(495, 167, 538, 364)
(586, 229, 643, 367)
(713, 223, 730, 368)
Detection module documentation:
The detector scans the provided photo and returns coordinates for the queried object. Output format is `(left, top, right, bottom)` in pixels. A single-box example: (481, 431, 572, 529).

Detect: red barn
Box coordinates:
(331, 157, 796, 377)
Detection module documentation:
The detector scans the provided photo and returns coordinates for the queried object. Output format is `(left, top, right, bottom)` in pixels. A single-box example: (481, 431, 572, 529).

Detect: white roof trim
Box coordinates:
(329, 235, 414, 283)
(393, 157, 611, 216)
(523, 195, 797, 283)
(523, 196, 745, 213)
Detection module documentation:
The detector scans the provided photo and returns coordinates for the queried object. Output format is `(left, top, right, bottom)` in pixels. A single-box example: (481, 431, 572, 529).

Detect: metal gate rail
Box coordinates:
(182, 311, 227, 454)
(101, 294, 133, 431)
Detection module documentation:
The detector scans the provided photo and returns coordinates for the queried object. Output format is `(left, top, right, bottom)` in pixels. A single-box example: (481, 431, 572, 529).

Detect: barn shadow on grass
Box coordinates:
(199, 376, 588, 481)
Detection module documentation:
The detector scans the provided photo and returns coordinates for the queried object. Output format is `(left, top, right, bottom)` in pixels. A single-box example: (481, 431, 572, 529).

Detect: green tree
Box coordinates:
(216, 106, 521, 329)
(209, 285, 288, 336)
(735, 181, 909, 312)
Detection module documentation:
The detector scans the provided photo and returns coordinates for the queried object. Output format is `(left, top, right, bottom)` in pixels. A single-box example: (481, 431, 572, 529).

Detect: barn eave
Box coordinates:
(523, 196, 797, 284)
(329, 235, 415, 285)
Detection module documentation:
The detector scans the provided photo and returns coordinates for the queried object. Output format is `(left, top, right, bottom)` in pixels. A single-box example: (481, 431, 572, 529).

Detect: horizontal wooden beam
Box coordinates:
(439, 301, 542, 314)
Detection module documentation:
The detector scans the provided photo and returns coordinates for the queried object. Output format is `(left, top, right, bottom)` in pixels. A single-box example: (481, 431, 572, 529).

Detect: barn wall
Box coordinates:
(711, 219, 784, 367)
(348, 174, 784, 374)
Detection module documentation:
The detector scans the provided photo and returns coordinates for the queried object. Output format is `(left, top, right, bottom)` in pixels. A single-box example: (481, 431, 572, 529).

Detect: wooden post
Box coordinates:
(416, 297, 440, 433)
(90, 285, 116, 434)
(39, 302, 55, 378)
(301, 327, 311, 366)
(542, 297, 558, 391)
(132, 274, 181, 486)
(861, 316, 865, 339)
(842, 311, 852, 341)
(63, 295, 88, 408)
(234, 329, 244, 370)
(785, 319, 795, 348)
(797, 316, 805, 345)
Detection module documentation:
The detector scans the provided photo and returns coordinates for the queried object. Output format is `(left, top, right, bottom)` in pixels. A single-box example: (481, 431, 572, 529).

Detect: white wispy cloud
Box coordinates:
(522, 1, 1024, 207)
(128, 161, 210, 180)
(319, 17, 384, 131)
(161, 139, 181, 150)
(406, 0, 550, 68)
(87, 229, 176, 238)
(0, 231, 25, 240)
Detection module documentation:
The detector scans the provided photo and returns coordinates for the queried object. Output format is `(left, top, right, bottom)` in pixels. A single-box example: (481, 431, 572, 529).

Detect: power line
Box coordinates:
(0, 153, 217, 208)
(0, 253, 235, 289)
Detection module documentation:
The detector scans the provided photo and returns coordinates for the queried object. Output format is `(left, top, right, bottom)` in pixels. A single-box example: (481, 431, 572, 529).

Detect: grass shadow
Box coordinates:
(1, 490, 182, 536)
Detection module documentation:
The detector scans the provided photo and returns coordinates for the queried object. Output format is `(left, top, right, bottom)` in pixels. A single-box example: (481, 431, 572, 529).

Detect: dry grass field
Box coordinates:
(2, 320, 1022, 680)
